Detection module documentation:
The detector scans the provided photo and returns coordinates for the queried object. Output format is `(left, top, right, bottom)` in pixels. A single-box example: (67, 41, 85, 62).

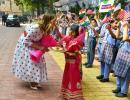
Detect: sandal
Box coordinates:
(29, 82, 38, 90)
(30, 86, 38, 90)
(37, 83, 42, 88)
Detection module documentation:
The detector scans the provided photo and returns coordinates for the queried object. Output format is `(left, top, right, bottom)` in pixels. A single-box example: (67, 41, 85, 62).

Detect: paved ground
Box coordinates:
(0, 25, 62, 100)
(0, 24, 130, 100)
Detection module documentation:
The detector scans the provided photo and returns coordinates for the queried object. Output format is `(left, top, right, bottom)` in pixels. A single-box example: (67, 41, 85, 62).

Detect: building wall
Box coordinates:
(0, 0, 22, 15)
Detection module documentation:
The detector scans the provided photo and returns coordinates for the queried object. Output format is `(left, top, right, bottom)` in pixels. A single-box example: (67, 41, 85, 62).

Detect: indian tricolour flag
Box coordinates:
(79, 9, 86, 17)
(80, 17, 90, 26)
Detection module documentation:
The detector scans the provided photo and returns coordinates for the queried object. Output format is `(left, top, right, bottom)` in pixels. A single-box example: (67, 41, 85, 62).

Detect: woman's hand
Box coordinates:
(39, 46, 49, 52)
(30, 43, 44, 50)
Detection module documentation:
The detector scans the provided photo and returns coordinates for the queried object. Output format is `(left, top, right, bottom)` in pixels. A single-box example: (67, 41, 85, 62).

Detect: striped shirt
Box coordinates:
(87, 26, 100, 37)
(105, 29, 117, 45)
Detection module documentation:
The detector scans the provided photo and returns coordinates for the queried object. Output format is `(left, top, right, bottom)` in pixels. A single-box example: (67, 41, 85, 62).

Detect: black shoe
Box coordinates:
(110, 70, 114, 73)
(115, 93, 127, 97)
(96, 75, 104, 80)
(83, 62, 88, 66)
(100, 78, 109, 82)
(112, 88, 121, 93)
(85, 64, 92, 68)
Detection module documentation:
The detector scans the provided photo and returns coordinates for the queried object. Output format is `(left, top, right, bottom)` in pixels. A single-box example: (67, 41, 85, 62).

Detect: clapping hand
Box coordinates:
(117, 22, 121, 28)
(122, 21, 128, 28)
(106, 24, 111, 30)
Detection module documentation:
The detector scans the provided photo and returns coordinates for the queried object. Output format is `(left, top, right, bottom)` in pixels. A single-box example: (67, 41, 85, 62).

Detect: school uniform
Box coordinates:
(100, 29, 117, 81)
(96, 23, 108, 78)
(86, 26, 97, 67)
(113, 43, 130, 96)
(97, 23, 108, 60)
(113, 29, 130, 97)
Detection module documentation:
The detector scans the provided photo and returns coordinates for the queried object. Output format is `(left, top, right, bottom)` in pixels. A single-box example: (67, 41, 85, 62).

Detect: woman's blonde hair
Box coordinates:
(38, 14, 55, 33)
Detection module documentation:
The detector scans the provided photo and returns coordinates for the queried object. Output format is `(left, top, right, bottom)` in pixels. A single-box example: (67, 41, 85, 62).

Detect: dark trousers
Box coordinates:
(86, 37, 96, 65)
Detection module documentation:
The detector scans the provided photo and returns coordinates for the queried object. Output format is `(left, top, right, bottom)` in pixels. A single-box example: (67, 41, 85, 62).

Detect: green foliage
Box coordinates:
(15, 0, 22, 5)
(114, 0, 126, 9)
(69, 1, 81, 15)
(14, 0, 35, 11)
(14, 0, 58, 13)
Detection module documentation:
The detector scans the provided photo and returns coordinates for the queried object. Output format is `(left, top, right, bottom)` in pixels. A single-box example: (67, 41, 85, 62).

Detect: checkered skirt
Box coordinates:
(100, 43, 114, 64)
(113, 48, 130, 78)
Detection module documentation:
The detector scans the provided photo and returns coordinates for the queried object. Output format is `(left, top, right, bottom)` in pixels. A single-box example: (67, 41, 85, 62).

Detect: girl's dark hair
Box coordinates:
(90, 18, 98, 26)
(70, 24, 79, 37)
(128, 19, 130, 23)
(91, 18, 97, 23)
(109, 18, 119, 24)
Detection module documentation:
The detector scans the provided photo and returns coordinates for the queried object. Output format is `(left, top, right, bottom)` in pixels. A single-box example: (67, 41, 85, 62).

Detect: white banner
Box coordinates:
(99, 0, 114, 12)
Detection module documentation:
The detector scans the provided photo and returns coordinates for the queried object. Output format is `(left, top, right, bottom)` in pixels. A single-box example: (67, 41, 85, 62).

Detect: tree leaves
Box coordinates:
(14, 0, 57, 13)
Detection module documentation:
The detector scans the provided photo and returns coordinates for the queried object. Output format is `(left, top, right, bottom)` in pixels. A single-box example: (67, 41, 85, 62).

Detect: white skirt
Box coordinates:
(12, 35, 47, 83)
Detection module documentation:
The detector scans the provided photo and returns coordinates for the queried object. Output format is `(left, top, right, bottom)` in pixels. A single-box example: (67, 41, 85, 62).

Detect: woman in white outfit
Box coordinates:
(12, 14, 54, 90)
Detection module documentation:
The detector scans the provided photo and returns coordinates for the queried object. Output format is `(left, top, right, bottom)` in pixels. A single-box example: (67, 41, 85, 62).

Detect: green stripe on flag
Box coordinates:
(103, 0, 109, 4)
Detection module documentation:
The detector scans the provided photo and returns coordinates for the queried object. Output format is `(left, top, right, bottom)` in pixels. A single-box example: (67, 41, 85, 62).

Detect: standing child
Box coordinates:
(113, 20, 130, 97)
(59, 24, 85, 100)
(96, 23, 108, 79)
(100, 18, 120, 82)
(85, 19, 99, 68)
